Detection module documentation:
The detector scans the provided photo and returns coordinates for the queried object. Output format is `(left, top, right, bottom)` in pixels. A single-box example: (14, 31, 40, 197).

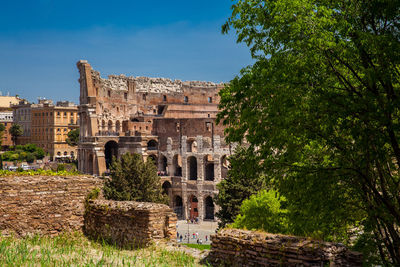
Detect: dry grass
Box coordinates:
(0, 231, 207, 266)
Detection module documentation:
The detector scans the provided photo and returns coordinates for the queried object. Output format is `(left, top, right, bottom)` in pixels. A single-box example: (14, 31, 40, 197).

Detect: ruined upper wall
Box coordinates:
(93, 69, 223, 94)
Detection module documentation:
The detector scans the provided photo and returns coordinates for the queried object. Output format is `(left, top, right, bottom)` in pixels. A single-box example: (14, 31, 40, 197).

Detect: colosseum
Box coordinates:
(77, 60, 233, 221)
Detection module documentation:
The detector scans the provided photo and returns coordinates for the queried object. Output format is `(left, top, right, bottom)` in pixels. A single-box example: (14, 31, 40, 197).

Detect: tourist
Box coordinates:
(205, 235, 208, 242)
(180, 235, 183, 242)
(199, 238, 203, 244)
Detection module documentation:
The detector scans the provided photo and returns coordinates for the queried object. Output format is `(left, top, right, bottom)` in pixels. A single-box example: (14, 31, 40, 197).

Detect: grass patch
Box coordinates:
(182, 243, 211, 251)
(0, 232, 204, 266)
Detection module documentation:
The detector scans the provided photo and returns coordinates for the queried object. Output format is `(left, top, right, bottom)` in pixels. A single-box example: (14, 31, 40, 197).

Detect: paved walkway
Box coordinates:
(175, 220, 218, 245)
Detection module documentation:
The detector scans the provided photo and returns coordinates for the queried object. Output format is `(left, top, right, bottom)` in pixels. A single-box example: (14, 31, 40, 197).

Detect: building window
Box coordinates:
(124, 93, 128, 100)
(64, 112, 67, 116)
(163, 95, 167, 101)
(108, 90, 111, 97)
(208, 97, 212, 103)
(184, 96, 188, 103)
(142, 94, 146, 101)
(206, 122, 212, 132)
(57, 112, 60, 116)
(57, 128, 60, 132)
(71, 112, 74, 116)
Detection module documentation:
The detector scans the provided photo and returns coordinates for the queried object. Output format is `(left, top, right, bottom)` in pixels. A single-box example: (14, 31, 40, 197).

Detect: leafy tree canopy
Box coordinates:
(9, 124, 23, 145)
(215, 146, 266, 228)
(218, 0, 400, 264)
(66, 129, 79, 147)
(232, 190, 290, 234)
(103, 153, 167, 204)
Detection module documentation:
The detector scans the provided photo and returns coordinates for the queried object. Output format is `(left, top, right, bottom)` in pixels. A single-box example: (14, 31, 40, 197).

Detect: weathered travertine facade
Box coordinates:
(0, 175, 102, 236)
(84, 199, 177, 247)
(208, 229, 363, 266)
(77, 60, 234, 221)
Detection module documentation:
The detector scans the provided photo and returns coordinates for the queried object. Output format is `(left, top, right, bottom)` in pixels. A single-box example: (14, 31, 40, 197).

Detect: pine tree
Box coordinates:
(103, 153, 167, 204)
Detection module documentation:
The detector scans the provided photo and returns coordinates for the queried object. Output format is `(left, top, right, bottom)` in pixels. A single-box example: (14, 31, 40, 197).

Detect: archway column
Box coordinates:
(197, 157, 204, 181)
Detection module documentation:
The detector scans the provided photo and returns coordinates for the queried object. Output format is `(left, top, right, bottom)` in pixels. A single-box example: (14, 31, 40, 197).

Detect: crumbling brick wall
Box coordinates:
(208, 229, 363, 267)
(84, 199, 177, 247)
(0, 175, 103, 236)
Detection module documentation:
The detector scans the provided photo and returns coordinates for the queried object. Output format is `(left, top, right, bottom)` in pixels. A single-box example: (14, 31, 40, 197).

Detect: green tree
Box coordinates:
(66, 129, 79, 146)
(9, 124, 23, 146)
(232, 190, 290, 234)
(103, 153, 167, 204)
(0, 123, 5, 147)
(215, 147, 266, 228)
(218, 0, 400, 264)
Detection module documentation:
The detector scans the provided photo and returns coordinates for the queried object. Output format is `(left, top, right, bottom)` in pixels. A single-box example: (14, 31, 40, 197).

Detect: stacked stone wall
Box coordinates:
(84, 199, 177, 247)
(0, 175, 103, 236)
(209, 229, 363, 267)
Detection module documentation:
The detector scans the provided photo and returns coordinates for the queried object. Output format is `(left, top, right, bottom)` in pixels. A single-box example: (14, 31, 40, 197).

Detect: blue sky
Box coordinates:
(0, 0, 252, 104)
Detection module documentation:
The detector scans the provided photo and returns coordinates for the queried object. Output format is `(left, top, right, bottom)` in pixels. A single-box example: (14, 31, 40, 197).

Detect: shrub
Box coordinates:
(232, 190, 290, 234)
(103, 153, 167, 204)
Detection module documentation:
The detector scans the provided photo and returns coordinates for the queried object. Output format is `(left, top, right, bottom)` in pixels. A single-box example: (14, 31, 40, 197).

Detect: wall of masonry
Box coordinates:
(208, 229, 363, 267)
(84, 199, 177, 247)
(0, 175, 103, 236)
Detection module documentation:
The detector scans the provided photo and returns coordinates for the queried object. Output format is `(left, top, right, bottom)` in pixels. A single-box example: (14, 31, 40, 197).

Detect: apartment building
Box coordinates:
(31, 99, 79, 160)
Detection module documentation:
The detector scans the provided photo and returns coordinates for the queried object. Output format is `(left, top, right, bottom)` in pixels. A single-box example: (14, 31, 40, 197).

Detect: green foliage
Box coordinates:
(0, 123, 5, 146)
(85, 188, 101, 210)
(182, 244, 211, 251)
(66, 129, 79, 146)
(219, 0, 400, 264)
(215, 147, 266, 228)
(103, 153, 168, 204)
(0, 232, 199, 266)
(0, 169, 81, 177)
(232, 190, 290, 234)
(1, 144, 45, 162)
(9, 124, 23, 145)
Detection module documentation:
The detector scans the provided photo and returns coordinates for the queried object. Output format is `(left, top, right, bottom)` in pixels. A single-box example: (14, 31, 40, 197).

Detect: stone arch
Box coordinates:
(105, 140, 118, 169)
(187, 156, 197, 180)
(221, 155, 229, 179)
(187, 140, 198, 153)
(204, 154, 214, 181)
(173, 195, 183, 219)
(88, 153, 94, 174)
(189, 195, 199, 220)
(115, 120, 121, 133)
(162, 181, 172, 195)
(108, 120, 113, 132)
(173, 154, 182, 176)
(204, 196, 215, 220)
(148, 154, 157, 166)
(159, 154, 168, 175)
(64, 151, 68, 156)
(147, 139, 158, 150)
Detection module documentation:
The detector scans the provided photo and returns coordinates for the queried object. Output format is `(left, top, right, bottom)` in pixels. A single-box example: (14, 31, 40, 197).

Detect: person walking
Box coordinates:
(180, 235, 183, 242)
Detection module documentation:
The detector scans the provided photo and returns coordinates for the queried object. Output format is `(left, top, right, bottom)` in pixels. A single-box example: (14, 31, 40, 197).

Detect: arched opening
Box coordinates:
(204, 196, 215, 220)
(187, 156, 197, 180)
(104, 140, 118, 169)
(189, 195, 199, 220)
(148, 154, 157, 166)
(204, 154, 214, 181)
(108, 120, 113, 132)
(187, 140, 198, 152)
(70, 151, 75, 159)
(173, 154, 182, 176)
(102, 120, 106, 132)
(64, 151, 68, 156)
(88, 153, 94, 174)
(221, 155, 229, 179)
(57, 151, 61, 156)
(115, 121, 121, 133)
(174, 196, 183, 219)
(159, 154, 168, 175)
(147, 139, 158, 150)
(162, 181, 172, 195)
